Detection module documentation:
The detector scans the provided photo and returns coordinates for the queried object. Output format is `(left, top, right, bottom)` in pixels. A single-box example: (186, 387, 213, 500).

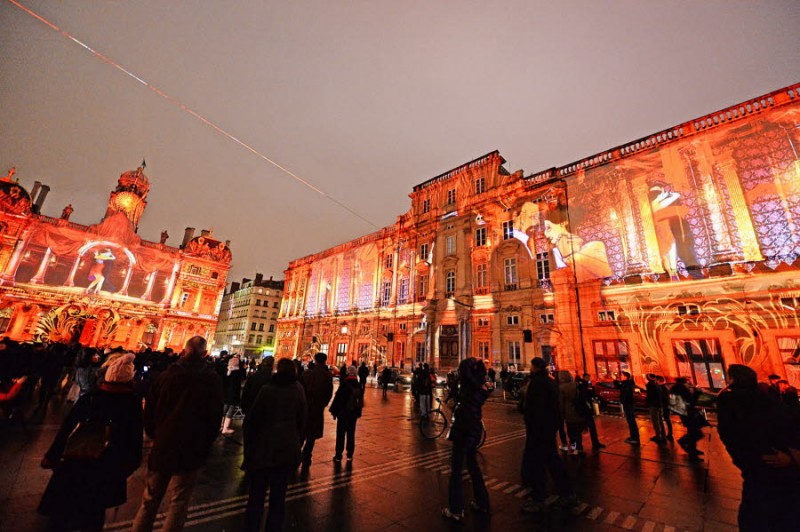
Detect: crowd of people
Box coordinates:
(3, 337, 800, 531)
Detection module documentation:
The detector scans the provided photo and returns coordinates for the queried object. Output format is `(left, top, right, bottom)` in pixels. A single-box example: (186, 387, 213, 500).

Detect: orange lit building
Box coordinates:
(278, 83, 800, 388)
(0, 164, 232, 351)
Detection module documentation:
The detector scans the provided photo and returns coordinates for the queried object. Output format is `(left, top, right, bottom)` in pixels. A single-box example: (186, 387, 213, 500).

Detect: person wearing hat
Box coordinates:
(329, 365, 364, 462)
(39, 353, 143, 531)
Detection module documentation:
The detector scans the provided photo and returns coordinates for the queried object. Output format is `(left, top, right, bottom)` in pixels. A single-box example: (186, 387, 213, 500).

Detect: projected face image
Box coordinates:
(543, 219, 569, 245)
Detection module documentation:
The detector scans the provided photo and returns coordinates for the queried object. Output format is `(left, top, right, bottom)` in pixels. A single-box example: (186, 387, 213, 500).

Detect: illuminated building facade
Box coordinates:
(0, 165, 232, 351)
(213, 274, 284, 357)
(278, 83, 800, 388)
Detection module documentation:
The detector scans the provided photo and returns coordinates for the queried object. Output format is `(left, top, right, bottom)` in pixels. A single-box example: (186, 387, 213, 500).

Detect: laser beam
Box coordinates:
(7, 0, 379, 229)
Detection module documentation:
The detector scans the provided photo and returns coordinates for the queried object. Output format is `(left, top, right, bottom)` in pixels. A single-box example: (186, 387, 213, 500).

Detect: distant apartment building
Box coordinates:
(213, 273, 284, 357)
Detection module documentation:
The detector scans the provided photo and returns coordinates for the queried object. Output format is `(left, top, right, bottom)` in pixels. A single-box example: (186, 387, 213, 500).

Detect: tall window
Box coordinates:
(446, 188, 456, 204)
(478, 341, 490, 360)
(381, 281, 392, 306)
(420, 243, 429, 261)
(445, 270, 456, 297)
(418, 276, 428, 301)
(536, 252, 550, 280)
(475, 263, 488, 292)
(415, 341, 426, 363)
(673, 339, 726, 389)
(508, 341, 521, 365)
(475, 227, 486, 247)
(593, 340, 630, 381)
(502, 220, 514, 240)
(422, 198, 430, 213)
(475, 177, 485, 195)
(384, 254, 393, 269)
(398, 278, 409, 304)
(504, 257, 518, 290)
(446, 235, 456, 256)
(336, 343, 348, 366)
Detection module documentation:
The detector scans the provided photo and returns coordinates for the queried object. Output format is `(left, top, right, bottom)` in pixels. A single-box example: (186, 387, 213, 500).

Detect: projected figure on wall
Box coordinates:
(648, 180, 699, 281)
(86, 249, 116, 294)
(542, 195, 612, 283)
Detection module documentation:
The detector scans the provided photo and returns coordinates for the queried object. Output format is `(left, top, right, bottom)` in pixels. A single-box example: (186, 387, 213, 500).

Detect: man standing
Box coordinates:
(132, 336, 223, 532)
(381, 366, 392, 399)
(646, 373, 666, 444)
(521, 358, 576, 514)
(357, 361, 369, 392)
(616, 372, 640, 445)
(577, 373, 605, 450)
(299, 352, 334, 467)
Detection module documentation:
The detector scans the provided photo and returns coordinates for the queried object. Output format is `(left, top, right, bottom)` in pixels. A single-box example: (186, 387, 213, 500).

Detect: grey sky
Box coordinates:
(1, 1, 798, 281)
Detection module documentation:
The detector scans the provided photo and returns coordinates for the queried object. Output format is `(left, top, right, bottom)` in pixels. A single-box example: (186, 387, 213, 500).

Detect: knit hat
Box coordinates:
(104, 353, 135, 383)
(347, 366, 358, 377)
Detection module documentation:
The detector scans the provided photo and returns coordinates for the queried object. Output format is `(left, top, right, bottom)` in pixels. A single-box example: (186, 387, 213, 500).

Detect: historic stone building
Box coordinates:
(0, 164, 232, 351)
(277, 83, 800, 388)
(213, 273, 284, 357)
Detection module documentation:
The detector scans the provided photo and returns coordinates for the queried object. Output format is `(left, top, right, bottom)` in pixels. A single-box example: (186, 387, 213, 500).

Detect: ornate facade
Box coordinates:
(0, 165, 232, 351)
(278, 83, 800, 389)
(214, 274, 284, 357)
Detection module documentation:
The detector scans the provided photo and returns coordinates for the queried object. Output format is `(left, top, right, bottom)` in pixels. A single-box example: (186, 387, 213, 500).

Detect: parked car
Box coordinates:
(377, 367, 413, 389)
(593, 380, 648, 410)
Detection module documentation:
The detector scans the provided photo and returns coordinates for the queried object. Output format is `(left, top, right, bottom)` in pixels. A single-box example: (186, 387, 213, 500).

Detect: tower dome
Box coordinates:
(104, 164, 150, 231)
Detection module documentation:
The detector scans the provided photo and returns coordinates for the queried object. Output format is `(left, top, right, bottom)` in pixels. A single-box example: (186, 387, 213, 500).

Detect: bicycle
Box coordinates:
(419, 397, 487, 448)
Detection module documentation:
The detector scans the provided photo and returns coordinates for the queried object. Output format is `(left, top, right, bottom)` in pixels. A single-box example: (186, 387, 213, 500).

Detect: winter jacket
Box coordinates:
(223, 368, 246, 405)
(241, 364, 273, 415)
(557, 371, 585, 424)
(329, 376, 363, 420)
(242, 372, 307, 471)
(300, 364, 334, 440)
(645, 380, 663, 408)
(39, 382, 143, 516)
(616, 379, 636, 406)
(524, 371, 562, 442)
(450, 383, 488, 447)
(717, 383, 800, 472)
(144, 354, 224, 474)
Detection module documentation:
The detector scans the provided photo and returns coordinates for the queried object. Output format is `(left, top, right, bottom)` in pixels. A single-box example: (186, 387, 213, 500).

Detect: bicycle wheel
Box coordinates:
(419, 410, 449, 439)
(477, 422, 487, 448)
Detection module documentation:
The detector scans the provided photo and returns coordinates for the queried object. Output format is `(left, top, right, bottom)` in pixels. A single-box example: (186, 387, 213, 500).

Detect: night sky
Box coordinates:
(1, 1, 798, 281)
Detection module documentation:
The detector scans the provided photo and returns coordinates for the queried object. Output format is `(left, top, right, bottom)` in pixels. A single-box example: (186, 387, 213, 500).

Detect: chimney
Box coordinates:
(30, 181, 41, 200)
(200, 229, 211, 237)
(230, 281, 240, 293)
(255, 273, 264, 284)
(181, 227, 195, 248)
(34, 184, 50, 214)
(242, 278, 252, 285)
(269, 275, 273, 281)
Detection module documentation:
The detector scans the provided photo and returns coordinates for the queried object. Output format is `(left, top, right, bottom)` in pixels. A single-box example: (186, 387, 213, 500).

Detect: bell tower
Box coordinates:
(105, 163, 150, 231)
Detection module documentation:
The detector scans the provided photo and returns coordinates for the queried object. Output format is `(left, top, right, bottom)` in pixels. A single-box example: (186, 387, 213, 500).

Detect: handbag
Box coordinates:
(61, 397, 112, 461)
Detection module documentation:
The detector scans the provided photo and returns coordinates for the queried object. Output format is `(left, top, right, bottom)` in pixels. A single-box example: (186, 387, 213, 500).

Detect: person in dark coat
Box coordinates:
(381, 366, 392, 398)
(221, 355, 245, 435)
(329, 365, 364, 461)
(241, 356, 274, 416)
(242, 358, 307, 532)
(39, 353, 142, 532)
(717, 364, 800, 531)
(646, 373, 666, 443)
(670, 377, 705, 462)
(357, 361, 369, 392)
(299, 352, 334, 466)
(656, 376, 673, 441)
(577, 373, 605, 449)
(131, 336, 223, 532)
(521, 358, 576, 514)
(616, 372, 640, 444)
(442, 358, 490, 522)
(418, 363, 434, 417)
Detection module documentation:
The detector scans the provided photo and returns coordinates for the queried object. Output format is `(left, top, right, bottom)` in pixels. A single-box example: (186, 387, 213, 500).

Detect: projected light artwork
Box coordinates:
(0, 164, 232, 350)
(277, 83, 800, 388)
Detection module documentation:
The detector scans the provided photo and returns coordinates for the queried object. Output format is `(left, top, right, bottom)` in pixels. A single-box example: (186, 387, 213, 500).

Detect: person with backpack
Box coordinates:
(39, 353, 143, 532)
(329, 365, 363, 461)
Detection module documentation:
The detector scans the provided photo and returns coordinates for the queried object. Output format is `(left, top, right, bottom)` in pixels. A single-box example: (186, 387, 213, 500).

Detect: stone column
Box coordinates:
(64, 255, 82, 287)
(0, 235, 29, 285)
(29, 248, 52, 285)
(159, 263, 179, 305)
(141, 271, 157, 300)
(118, 266, 134, 296)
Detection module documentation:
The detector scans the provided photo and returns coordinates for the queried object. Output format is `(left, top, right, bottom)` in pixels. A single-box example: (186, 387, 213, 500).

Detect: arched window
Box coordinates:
(445, 270, 455, 297)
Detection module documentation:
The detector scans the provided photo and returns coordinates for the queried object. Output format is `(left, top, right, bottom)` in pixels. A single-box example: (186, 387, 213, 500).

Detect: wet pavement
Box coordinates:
(0, 385, 741, 531)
